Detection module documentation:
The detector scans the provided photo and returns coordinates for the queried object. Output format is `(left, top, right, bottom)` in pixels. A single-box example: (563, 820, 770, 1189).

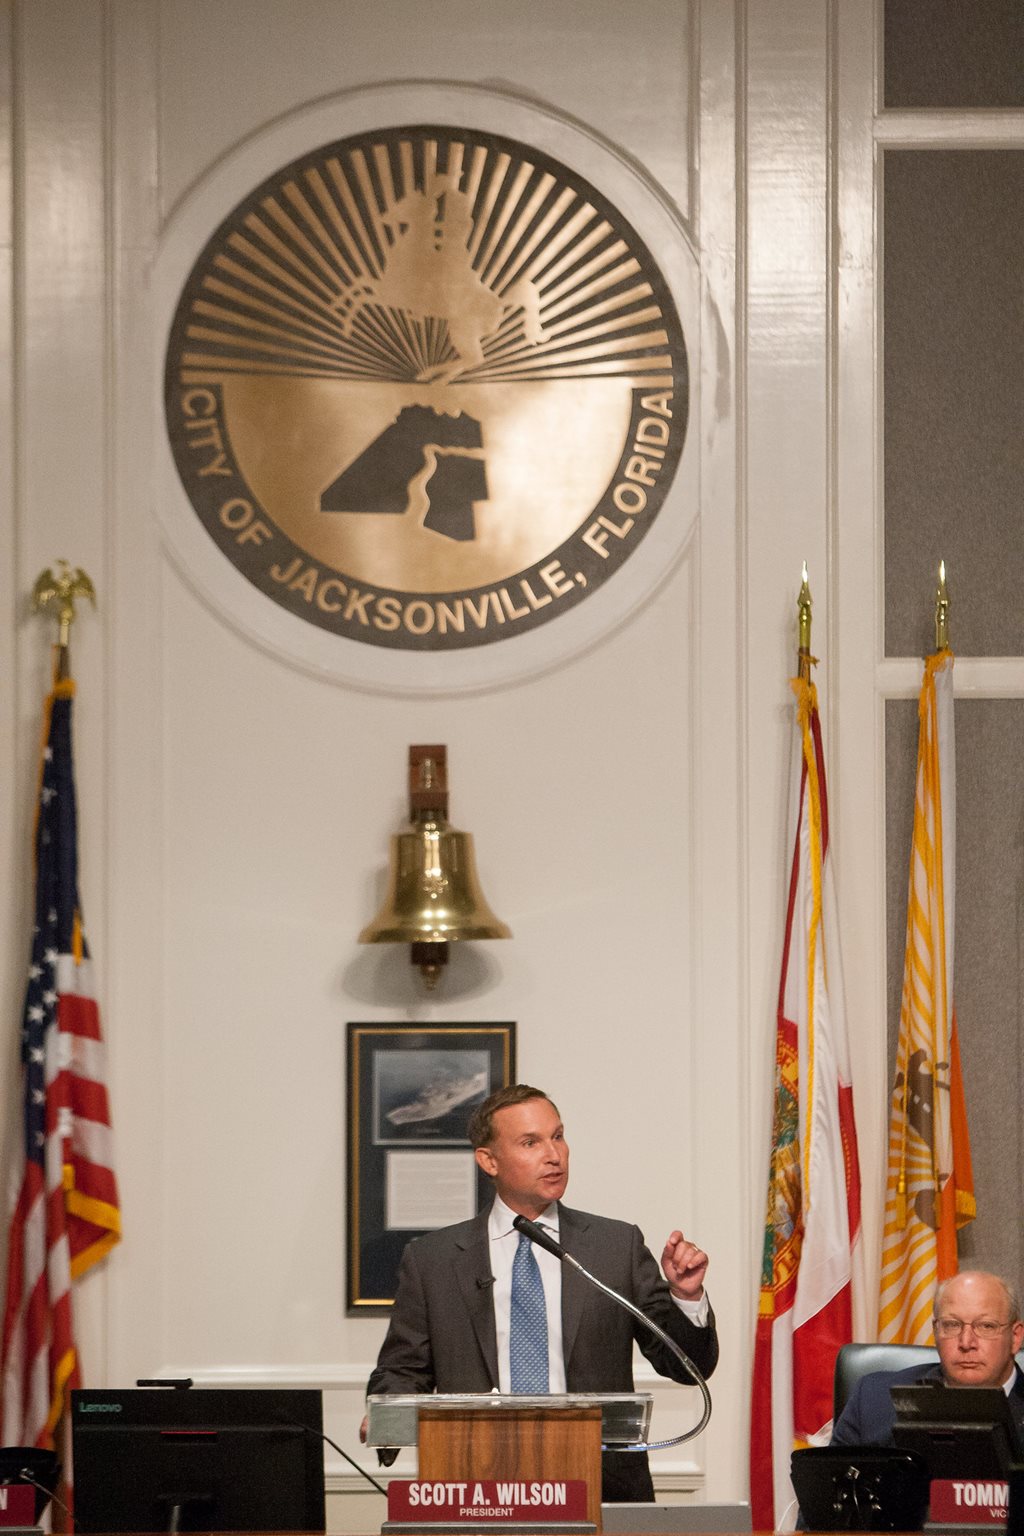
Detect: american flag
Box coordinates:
(1, 675, 121, 1448)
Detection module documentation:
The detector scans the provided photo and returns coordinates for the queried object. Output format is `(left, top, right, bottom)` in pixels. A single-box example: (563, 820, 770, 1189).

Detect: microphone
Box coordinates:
(511, 1213, 712, 1452)
(290, 1419, 390, 1496)
(512, 1214, 567, 1260)
(12, 1466, 72, 1528)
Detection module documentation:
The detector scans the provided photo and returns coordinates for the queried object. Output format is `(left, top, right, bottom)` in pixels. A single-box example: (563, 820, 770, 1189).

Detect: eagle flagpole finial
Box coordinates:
(32, 561, 96, 677)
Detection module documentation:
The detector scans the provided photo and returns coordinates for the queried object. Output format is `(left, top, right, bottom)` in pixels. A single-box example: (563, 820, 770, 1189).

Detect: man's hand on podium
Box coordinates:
(661, 1230, 708, 1301)
(361, 1411, 399, 1468)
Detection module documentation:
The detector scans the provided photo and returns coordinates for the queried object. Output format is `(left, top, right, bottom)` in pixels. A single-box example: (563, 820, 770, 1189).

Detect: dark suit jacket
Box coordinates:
(832, 1361, 1024, 1447)
(366, 1201, 719, 1502)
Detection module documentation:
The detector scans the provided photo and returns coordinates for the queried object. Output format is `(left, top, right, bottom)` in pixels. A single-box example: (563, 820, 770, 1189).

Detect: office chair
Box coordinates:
(834, 1341, 1024, 1419)
(833, 1342, 939, 1419)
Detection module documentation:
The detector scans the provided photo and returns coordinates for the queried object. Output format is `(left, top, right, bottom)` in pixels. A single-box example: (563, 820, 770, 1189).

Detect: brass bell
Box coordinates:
(359, 745, 511, 987)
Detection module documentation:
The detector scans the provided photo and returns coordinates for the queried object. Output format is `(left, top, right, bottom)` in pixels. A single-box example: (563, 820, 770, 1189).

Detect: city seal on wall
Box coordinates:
(164, 124, 689, 652)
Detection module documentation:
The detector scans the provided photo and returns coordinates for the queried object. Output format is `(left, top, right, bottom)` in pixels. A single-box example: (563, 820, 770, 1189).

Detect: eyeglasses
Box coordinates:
(933, 1317, 1015, 1339)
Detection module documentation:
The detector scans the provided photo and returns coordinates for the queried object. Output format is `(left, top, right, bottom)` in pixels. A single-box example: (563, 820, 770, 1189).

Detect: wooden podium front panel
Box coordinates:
(418, 1405, 604, 1529)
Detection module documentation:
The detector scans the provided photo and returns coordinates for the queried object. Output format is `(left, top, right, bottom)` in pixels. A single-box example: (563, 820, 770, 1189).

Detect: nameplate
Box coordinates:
(930, 1479, 1009, 1524)
(387, 1479, 589, 1523)
(0, 1486, 35, 1526)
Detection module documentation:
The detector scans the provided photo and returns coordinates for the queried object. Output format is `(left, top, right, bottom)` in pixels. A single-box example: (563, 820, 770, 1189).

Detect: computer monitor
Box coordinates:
(890, 1383, 1024, 1479)
(791, 1446, 931, 1533)
(70, 1387, 326, 1534)
(1006, 1464, 1024, 1536)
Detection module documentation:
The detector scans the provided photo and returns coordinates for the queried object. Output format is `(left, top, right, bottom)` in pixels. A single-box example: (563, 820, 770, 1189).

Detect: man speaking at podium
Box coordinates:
(363, 1083, 719, 1503)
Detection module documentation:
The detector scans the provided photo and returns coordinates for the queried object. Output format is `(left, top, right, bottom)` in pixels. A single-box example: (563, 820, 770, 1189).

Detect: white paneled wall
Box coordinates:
(0, 2, 890, 1526)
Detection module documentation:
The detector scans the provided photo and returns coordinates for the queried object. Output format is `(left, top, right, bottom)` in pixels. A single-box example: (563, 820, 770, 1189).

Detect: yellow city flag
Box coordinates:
(878, 648, 975, 1344)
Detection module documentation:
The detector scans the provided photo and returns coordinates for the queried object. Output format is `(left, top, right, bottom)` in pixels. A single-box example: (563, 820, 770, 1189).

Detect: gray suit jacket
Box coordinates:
(366, 1201, 719, 1501)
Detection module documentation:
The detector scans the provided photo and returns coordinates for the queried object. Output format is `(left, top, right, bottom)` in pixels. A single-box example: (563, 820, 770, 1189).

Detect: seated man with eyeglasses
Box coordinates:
(832, 1271, 1024, 1447)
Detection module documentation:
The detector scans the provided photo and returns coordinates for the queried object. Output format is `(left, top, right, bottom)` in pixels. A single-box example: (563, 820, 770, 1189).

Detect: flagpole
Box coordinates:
(797, 561, 813, 682)
(749, 566, 863, 1530)
(2, 565, 119, 1487)
(878, 560, 974, 1343)
(31, 562, 96, 679)
(935, 557, 949, 653)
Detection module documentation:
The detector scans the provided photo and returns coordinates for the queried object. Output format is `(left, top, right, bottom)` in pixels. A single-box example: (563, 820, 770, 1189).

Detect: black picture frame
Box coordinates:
(346, 1021, 515, 1312)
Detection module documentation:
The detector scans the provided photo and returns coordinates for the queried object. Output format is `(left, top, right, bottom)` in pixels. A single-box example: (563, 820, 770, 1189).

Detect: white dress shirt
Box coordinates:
(487, 1195, 709, 1393)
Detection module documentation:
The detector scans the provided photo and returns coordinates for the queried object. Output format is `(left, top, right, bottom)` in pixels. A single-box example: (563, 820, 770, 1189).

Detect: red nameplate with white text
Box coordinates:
(387, 1479, 589, 1524)
(930, 1479, 1010, 1524)
(0, 1486, 35, 1527)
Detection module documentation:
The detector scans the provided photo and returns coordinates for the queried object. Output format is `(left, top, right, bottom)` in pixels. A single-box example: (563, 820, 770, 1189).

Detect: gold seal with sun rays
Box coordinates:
(164, 124, 688, 651)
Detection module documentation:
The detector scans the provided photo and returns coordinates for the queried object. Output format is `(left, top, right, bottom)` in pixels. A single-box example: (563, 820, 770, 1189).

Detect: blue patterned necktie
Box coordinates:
(509, 1231, 549, 1392)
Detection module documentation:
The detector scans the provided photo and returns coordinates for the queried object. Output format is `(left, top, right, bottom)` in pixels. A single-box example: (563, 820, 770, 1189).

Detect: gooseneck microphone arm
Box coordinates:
(512, 1214, 712, 1452)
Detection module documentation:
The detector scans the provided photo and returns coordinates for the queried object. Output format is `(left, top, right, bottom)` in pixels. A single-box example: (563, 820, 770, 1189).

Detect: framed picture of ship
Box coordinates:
(346, 1021, 516, 1311)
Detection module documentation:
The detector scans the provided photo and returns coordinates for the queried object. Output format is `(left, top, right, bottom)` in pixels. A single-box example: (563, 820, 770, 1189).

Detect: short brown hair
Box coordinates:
(467, 1084, 559, 1149)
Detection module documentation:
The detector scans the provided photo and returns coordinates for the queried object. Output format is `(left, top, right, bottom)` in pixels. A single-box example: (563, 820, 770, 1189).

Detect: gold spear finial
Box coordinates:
(797, 561, 813, 681)
(32, 561, 96, 677)
(934, 559, 950, 652)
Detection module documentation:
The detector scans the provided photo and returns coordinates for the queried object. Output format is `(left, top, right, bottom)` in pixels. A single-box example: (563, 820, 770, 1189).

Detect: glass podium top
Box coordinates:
(366, 1392, 652, 1446)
